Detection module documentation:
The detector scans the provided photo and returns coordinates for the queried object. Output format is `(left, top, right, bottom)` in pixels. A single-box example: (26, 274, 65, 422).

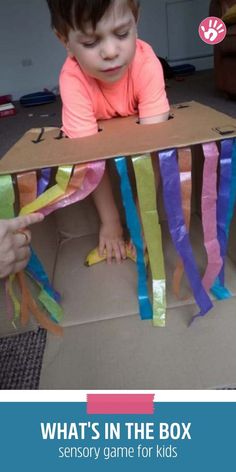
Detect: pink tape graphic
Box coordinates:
(87, 394, 154, 415)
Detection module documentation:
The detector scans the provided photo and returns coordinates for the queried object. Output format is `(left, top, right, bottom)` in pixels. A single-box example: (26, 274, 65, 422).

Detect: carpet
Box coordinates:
(0, 328, 46, 389)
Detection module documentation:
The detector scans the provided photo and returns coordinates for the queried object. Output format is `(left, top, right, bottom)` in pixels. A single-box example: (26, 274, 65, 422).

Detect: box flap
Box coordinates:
(1, 101, 236, 175)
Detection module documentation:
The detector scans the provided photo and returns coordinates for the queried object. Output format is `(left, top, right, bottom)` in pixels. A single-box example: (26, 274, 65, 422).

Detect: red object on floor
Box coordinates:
(0, 103, 16, 118)
(0, 94, 12, 105)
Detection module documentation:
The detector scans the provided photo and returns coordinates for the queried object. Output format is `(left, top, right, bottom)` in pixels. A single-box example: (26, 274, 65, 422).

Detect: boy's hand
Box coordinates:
(99, 220, 127, 264)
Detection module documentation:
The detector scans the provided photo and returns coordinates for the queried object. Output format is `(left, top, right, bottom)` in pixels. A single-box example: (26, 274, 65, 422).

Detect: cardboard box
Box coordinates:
(1, 101, 236, 173)
(1, 101, 236, 389)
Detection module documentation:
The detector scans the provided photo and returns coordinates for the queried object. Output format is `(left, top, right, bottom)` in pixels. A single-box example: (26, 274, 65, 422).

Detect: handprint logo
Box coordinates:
(199, 16, 226, 45)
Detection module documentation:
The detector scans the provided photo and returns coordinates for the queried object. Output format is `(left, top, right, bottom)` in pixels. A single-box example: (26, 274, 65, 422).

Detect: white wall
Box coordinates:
(139, 0, 213, 69)
(0, 0, 212, 100)
(0, 0, 66, 99)
(138, 0, 169, 58)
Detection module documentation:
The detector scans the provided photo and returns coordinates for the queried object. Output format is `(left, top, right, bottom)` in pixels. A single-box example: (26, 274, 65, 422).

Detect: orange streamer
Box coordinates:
(16, 272, 63, 336)
(17, 172, 37, 209)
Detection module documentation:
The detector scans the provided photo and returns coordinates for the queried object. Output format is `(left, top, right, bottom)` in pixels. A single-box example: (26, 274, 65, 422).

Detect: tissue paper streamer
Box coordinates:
(26, 249, 60, 303)
(0, 175, 18, 323)
(172, 147, 192, 299)
(19, 165, 73, 215)
(20, 162, 105, 216)
(211, 138, 234, 299)
(0, 174, 15, 218)
(132, 154, 166, 327)
(16, 271, 62, 335)
(40, 161, 104, 216)
(17, 171, 63, 323)
(226, 139, 236, 237)
(37, 168, 51, 196)
(115, 157, 152, 320)
(0, 172, 63, 334)
(158, 149, 213, 322)
(0, 160, 105, 333)
(26, 250, 63, 325)
(201, 142, 222, 291)
(17, 171, 37, 208)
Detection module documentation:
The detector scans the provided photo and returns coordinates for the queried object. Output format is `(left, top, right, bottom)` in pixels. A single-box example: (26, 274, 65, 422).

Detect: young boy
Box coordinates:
(46, 0, 170, 263)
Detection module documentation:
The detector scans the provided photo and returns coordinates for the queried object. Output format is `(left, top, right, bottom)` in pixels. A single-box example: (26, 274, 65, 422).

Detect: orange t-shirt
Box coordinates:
(60, 39, 170, 138)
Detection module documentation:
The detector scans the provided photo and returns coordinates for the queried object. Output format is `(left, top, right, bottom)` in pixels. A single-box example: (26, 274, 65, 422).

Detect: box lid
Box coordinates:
(0, 101, 236, 175)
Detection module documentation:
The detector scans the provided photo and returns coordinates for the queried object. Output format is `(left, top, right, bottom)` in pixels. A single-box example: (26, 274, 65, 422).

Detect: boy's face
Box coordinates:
(65, 0, 137, 83)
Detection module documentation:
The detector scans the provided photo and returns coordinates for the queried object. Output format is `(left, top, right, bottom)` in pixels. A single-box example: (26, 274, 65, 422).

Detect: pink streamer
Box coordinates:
(201, 142, 222, 290)
(40, 161, 105, 216)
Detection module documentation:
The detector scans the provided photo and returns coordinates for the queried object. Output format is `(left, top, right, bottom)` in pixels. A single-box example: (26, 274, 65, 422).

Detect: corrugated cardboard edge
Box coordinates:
(0, 101, 236, 174)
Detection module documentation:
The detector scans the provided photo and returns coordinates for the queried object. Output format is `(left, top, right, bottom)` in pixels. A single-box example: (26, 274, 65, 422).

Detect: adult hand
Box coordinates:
(0, 213, 44, 278)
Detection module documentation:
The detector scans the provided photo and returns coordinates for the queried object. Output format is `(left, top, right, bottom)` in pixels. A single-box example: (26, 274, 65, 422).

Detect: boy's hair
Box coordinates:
(46, 0, 140, 38)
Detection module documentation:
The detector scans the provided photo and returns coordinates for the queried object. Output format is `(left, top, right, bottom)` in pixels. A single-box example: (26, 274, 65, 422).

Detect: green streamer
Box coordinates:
(38, 289, 63, 323)
(8, 274, 21, 321)
(0, 174, 15, 218)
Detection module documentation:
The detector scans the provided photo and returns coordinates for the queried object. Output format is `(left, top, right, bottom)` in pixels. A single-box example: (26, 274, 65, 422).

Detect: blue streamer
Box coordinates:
(26, 248, 61, 303)
(210, 278, 231, 300)
(115, 157, 152, 320)
(211, 138, 234, 299)
(158, 149, 213, 322)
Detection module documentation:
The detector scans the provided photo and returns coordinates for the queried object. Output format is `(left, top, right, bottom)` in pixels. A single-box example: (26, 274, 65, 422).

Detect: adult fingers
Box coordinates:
(13, 258, 30, 274)
(13, 229, 31, 247)
(14, 246, 31, 263)
(0, 248, 30, 278)
(12, 247, 31, 274)
(5, 213, 44, 233)
(0, 264, 14, 279)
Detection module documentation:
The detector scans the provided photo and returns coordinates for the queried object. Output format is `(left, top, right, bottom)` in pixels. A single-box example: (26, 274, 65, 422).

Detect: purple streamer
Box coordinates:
(37, 168, 51, 196)
(158, 149, 213, 322)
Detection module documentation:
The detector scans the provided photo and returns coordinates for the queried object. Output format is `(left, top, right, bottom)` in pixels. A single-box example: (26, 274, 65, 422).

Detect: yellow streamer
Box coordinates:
(132, 154, 166, 327)
(8, 274, 21, 321)
(20, 166, 73, 215)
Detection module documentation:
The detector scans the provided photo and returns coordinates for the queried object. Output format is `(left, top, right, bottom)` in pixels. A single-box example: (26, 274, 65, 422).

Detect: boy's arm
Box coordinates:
(139, 111, 169, 125)
(92, 167, 126, 264)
